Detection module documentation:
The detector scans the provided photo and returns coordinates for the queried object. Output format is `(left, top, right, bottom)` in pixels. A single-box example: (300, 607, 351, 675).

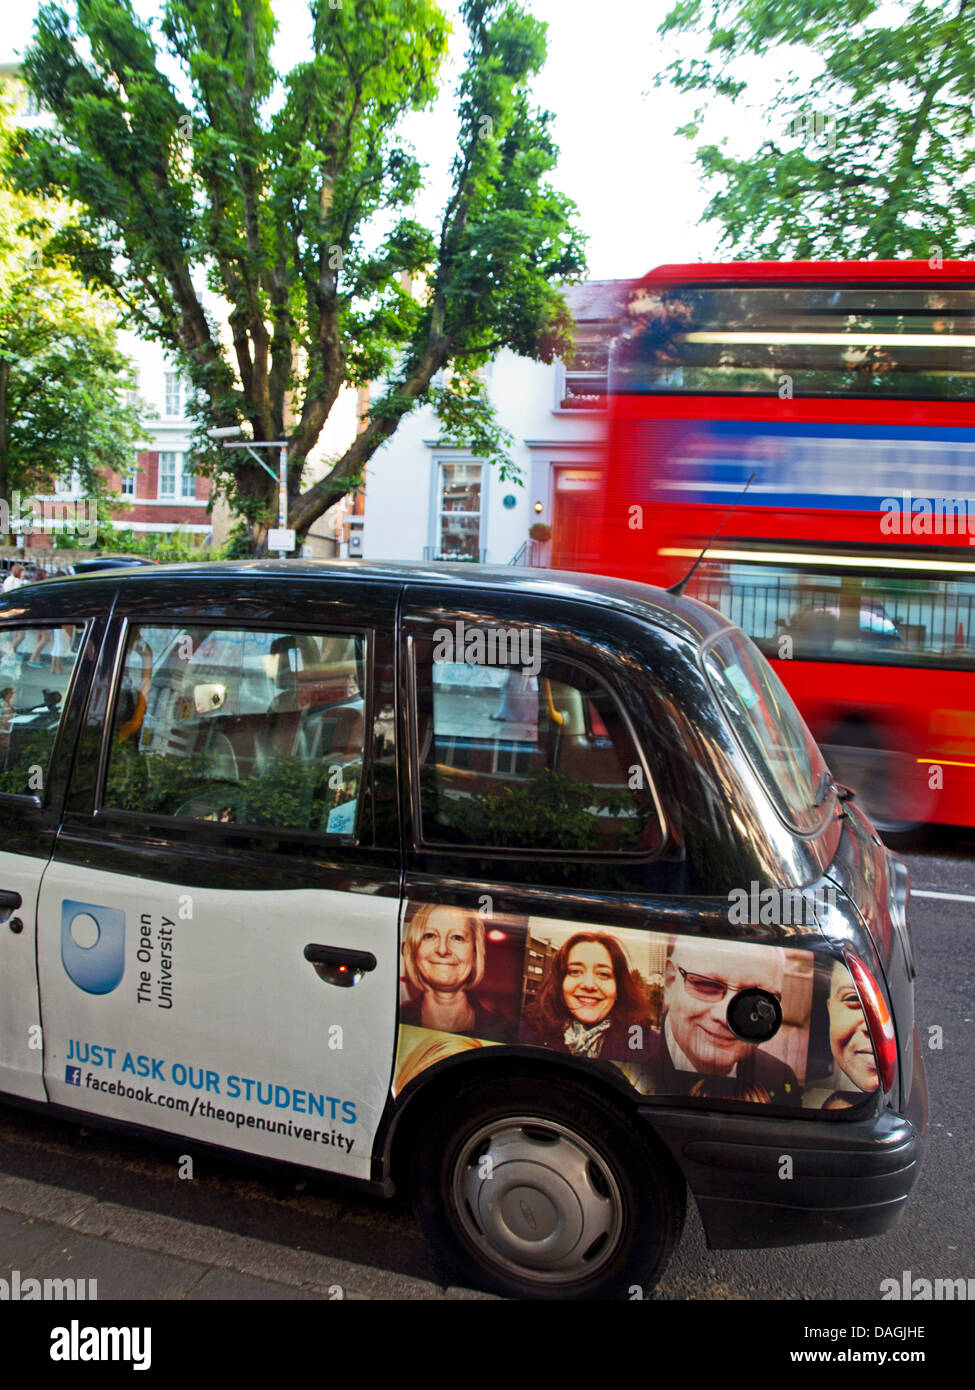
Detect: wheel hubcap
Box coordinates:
(452, 1117, 624, 1286)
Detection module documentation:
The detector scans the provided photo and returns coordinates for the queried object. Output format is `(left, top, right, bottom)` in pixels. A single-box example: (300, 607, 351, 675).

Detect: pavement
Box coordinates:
(0, 1171, 495, 1301)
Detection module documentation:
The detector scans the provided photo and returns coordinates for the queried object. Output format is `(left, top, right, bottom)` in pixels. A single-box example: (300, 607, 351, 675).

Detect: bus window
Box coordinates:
(610, 284, 975, 400)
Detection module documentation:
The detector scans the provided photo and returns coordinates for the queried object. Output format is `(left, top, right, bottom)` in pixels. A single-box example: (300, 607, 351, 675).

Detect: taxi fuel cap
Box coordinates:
(727, 988, 782, 1042)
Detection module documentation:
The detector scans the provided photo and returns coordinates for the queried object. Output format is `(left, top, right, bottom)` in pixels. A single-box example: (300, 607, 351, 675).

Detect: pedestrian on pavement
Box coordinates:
(1, 563, 25, 593)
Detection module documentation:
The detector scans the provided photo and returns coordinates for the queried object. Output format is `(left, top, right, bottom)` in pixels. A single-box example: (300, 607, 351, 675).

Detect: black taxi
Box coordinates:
(0, 560, 926, 1299)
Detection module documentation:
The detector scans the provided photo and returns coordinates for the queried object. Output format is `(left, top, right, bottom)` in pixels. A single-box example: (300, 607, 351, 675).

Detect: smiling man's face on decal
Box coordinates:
(665, 939, 784, 1074)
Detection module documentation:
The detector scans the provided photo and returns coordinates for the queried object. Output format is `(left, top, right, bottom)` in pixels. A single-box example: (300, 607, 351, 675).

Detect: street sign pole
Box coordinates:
(215, 437, 294, 557)
(278, 444, 288, 559)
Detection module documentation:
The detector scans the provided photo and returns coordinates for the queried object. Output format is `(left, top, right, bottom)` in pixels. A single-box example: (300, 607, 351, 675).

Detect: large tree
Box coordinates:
(0, 98, 141, 516)
(656, 0, 975, 258)
(11, 0, 585, 552)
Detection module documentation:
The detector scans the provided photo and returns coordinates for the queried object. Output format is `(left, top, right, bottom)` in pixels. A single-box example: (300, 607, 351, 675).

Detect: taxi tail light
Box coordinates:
(846, 951, 897, 1095)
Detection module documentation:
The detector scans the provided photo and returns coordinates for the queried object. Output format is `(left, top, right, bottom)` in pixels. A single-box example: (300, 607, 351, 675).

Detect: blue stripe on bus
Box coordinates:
(636, 419, 975, 511)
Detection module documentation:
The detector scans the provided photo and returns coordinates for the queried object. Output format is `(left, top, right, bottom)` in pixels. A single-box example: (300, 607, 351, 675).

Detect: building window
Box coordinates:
(438, 461, 483, 560)
(180, 456, 197, 500)
(164, 372, 183, 417)
(124, 368, 141, 411)
(158, 453, 196, 501)
(560, 336, 609, 409)
(55, 470, 82, 497)
(158, 453, 177, 498)
(120, 473, 137, 497)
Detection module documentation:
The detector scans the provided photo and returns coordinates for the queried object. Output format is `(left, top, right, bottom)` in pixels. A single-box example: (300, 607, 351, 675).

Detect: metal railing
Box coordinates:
(692, 573, 975, 656)
(508, 540, 545, 567)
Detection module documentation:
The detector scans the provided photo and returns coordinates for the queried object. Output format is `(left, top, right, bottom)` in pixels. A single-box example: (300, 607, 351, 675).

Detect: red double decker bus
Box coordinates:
(559, 260, 975, 840)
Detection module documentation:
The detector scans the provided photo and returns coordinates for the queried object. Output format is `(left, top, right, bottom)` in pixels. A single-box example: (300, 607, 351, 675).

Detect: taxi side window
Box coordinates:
(0, 625, 84, 796)
(103, 625, 365, 835)
(413, 639, 662, 853)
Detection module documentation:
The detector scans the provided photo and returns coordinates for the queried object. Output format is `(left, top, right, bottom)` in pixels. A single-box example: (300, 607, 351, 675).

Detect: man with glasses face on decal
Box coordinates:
(647, 937, 801, 1105)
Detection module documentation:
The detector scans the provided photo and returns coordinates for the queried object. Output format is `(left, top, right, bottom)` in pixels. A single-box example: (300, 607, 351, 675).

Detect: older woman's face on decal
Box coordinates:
(415, 907, 475, 993)
(827, 964, 878, 1091)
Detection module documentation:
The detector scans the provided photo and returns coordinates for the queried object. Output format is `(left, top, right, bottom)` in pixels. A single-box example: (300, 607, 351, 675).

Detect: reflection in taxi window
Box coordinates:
(416, 646, 661, 853)
(704, 629, 828, 835)
(0, 625, 83, 795)
(103, 625, 365, 834)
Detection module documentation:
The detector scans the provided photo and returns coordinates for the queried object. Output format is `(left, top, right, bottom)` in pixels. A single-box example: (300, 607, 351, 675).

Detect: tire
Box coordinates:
(408, 1074, 685, 1300)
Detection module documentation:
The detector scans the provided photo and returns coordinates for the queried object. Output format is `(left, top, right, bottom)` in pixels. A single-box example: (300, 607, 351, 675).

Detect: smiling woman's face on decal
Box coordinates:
(827, 963, 878, 1091)
(415, 907, 476, 994)
(561, 940, 618, 1025)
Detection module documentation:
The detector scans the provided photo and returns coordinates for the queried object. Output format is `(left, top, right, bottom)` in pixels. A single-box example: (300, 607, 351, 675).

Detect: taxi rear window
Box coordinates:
(703, 629, 833, 834)
(412, 639, 662, 855)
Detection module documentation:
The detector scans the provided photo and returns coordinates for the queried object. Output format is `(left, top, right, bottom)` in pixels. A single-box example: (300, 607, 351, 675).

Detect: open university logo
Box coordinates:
(61, 901, 125, 994)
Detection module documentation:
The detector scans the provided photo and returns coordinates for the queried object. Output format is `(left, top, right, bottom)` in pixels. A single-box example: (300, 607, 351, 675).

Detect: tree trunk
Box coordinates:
(0, 355, 8, 522)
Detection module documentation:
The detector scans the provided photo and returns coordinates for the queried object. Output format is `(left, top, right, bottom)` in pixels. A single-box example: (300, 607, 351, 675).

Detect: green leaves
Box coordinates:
(658, 0, 975, 258)
(434, 766, 651, 852)
(10, 0, 584, 551)
(0, 100, 142, 505)
(429, 369, 518, 482)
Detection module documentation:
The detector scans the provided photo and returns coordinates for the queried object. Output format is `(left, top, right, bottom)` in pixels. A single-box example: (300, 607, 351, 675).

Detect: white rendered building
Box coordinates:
(361, 281, 627, 567)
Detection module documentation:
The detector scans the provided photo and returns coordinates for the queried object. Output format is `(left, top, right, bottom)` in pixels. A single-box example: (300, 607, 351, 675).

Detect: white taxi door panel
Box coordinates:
(36, 862, 399, 1180)
(0, 853, 47, 1101)
(37, 594, 403, 1179)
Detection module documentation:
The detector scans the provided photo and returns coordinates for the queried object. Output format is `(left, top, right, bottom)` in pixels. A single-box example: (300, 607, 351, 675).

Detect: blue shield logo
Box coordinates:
(61, 901, 125, 994)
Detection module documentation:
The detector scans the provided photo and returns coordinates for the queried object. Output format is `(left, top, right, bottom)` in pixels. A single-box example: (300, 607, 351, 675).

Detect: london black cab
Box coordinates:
(0, 561, 926, 1299)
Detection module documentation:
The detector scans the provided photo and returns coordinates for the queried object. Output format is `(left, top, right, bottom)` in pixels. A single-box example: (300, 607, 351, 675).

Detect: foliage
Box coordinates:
(431, 766, 651, 851)
(656, 0, 975, 257)
(528, 521, 551, 542)
(221, 519, 257, 560)
(0, 98, 143, 512)
(0, 726, 58, 795)
(11, 0, 586, 551)
(429, 370, 518, 483)
(52, 519, 132, 551)
(54, 521, 215, 561)
(105, 744, 357, 834)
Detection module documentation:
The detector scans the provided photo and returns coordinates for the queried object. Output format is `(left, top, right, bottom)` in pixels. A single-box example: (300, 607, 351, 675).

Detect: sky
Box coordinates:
(0, 0, 785, 279)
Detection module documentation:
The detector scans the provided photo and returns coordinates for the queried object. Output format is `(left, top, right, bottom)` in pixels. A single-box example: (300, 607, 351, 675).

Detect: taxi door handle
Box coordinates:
(303, 943, 377, 987)
(0, 890, 22, 927)
(304, 944, 377, 971)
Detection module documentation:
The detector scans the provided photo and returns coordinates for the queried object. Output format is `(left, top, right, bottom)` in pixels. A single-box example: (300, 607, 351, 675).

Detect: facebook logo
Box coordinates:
(65, 1065, 82, 1086)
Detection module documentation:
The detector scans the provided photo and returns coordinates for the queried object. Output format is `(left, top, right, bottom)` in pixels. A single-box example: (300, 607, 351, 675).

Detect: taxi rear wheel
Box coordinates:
(409, 1075, 684, 1300)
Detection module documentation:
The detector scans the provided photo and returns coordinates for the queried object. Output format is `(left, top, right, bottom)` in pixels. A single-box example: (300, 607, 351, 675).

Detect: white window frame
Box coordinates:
(55, 469, 83, 498)
(157, 453, 197, 501)
(555, 333, 610, 412)
(157, 452, 177, 499)
(435, 459, 485, 561)
(180, 456, 197, 501)
(164, 372, 183, 418)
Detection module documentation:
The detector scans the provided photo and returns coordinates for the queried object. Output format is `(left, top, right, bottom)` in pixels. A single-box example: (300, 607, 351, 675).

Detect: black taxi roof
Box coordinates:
(5, 559, 733, 647)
